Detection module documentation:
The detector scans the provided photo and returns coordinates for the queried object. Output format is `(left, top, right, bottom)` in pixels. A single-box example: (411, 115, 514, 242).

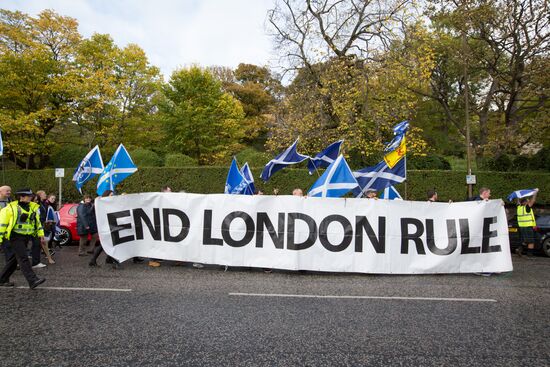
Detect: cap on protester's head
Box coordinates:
(15, 188, 34, 197)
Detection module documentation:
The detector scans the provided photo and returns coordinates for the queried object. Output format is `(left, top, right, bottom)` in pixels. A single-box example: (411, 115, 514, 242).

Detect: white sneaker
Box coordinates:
(32, 263, 47, 269)
(192, 263, 204, 269)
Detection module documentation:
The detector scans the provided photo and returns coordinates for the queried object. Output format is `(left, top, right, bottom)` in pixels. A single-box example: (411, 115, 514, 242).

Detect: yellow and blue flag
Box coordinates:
(383, 137, 406, 168)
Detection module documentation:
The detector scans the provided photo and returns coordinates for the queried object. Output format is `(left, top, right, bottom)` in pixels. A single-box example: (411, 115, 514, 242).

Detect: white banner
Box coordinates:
(95, 193, 513, 274)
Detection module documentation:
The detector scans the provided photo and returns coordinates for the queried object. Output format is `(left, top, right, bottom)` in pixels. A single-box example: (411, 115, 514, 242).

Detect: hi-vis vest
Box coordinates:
(0, 201, 44, 241)
(517, 205, 536, 228)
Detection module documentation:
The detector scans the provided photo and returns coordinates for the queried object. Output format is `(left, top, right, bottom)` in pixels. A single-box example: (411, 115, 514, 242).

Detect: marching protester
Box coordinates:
(0, 185, 12, 208)
(0, 186, 12, 261)
(0, 188, 46, 289)
(516, 194, 537, 257)
(77, 194, 98, 256)
(31, 190, 55, 268)
(45, 194, 61, 249)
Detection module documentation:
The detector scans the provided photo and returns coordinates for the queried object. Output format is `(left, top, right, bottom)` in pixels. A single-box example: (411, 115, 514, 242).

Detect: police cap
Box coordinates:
(15, 188, 34, 196)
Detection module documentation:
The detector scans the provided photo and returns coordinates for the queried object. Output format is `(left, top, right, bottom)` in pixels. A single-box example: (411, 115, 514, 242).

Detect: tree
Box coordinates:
(266, 1, 430, 165)
(422, 0, 550, 158)
(160, 66, 245, 165)
(112, 43, 163, 149)
(70, 34, 162, 151)
(70, 33, 119, 148)
(219, 64, 282, 147)
(0, 9, 81, 168)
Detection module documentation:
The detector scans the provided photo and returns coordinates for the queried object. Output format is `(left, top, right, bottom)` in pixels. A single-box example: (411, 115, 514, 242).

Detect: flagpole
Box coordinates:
(313, 165, 321, 177)
(404, 155, 408, 200)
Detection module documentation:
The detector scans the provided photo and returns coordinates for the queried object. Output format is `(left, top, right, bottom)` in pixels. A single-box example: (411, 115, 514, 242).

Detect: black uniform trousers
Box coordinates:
(0, 233, 39, 285)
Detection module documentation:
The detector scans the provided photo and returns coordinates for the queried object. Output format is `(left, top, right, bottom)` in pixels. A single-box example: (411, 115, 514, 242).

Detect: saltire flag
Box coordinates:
(384, 120, 409, 152)
(224, 158, 249, 195)
(379, 185, 403, 200)
(240, 162, 255, 195)
(308, 155, 359, 198)
(393, 120, 410, 136)
(507, 188, 539, 201)
(53, 211, 62, 242)
(307, 140, 343, 175)
(73, 145, 104, 193)
(97, 144, 137, 196)
(45, 206, 56, 222)
(0, 130, 3, 156)
(352, 157, 406, 197)
(260, 139, 309, 182)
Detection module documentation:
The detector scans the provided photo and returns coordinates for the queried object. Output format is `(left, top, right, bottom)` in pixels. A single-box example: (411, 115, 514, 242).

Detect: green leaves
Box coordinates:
(160, 67, 245, 165)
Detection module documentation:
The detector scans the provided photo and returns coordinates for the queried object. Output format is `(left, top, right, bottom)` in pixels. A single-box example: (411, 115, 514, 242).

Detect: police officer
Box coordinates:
(0, 188, 46, 289)
(517, 193, 537, 257)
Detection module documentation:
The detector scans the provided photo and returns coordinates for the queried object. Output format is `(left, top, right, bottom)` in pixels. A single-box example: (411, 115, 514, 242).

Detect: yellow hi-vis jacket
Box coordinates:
(517, 205, 536, 228)
(0, 201, 44, 241)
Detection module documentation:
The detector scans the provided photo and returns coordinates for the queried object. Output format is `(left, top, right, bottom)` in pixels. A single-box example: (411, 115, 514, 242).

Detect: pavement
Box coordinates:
(0, 246, 549, 367)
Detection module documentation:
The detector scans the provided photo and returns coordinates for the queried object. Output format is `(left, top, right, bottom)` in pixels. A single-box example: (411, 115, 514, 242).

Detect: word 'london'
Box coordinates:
(107, 208, 502, 255)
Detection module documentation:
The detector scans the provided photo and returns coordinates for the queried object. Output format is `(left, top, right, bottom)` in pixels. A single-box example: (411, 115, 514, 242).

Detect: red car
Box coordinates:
(57, 203, 90, 246)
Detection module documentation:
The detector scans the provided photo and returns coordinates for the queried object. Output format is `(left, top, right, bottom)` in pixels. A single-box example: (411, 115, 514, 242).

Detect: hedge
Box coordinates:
(2, 167, 549, 205)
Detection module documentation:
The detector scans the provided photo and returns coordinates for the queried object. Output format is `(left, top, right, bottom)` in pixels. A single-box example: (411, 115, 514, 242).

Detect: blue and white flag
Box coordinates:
(384, 120, 409, 152)
(240, 162, 255, 195)
(507, 188, 539, 201)
(46, 206, 56, 222)
(379, 185, 403, 200)
(307, 140, 343, 175)
(225, 158, 249, 195)
(73, 145, 104, 194)
(353, 158, 406, 197)
(308, 155, 359, 198)
(0, 130, 3, 156)
(97, 144, 137, 196)
(260, 139, 309, 182)
(393, 120, 409, 136)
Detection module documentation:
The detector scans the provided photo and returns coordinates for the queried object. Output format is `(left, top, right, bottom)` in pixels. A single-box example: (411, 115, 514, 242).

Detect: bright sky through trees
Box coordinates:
(2, 0, 274, 78)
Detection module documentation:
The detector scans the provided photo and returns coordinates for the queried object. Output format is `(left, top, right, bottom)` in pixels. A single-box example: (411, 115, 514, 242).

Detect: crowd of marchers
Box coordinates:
(0, 184, 540, 288)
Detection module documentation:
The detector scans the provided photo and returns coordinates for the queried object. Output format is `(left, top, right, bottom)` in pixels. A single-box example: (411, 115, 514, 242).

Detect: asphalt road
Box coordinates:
(0, 246, 548, 367)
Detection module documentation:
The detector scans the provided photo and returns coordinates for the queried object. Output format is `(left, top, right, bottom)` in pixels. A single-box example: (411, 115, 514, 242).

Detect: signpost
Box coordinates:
(55, 168, 64, 209)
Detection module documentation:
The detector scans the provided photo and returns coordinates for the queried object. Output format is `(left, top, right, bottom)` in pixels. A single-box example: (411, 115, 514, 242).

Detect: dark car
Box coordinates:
(508, 215, 550, 257)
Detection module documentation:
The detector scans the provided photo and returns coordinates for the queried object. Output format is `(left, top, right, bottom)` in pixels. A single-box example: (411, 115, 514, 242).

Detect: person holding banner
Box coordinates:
(89, 190, 119, 268)
(427, 189, 438, 202)
(472, 187, 491, 201)
(364, 189, 378, 199)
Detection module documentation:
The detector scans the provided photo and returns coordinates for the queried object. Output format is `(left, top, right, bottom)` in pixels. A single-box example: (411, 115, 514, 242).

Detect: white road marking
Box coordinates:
(11, 286, 132, 292)
(229, 292, 497, 302)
